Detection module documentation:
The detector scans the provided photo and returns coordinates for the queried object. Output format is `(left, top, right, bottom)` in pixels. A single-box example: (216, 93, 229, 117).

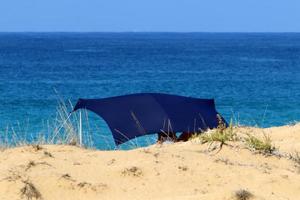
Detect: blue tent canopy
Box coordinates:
(73, 93, 226, 145)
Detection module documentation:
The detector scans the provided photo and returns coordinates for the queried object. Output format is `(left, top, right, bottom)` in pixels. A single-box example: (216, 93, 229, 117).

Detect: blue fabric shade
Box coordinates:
(73, 93, 226, 145)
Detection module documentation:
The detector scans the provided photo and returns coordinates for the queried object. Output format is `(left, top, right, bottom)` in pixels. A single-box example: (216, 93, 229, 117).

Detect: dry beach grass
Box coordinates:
(0, 123, 300, 200)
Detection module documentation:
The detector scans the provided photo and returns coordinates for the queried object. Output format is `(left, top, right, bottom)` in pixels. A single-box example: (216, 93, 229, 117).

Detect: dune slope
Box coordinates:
(0, 124, 300, 200)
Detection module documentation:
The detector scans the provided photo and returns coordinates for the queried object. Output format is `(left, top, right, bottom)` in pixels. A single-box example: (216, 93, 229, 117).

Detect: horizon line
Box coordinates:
(0, 31, 300, 34)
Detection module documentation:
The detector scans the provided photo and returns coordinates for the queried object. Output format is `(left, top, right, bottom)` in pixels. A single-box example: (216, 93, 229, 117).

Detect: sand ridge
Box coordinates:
(0, 124, 300, 200)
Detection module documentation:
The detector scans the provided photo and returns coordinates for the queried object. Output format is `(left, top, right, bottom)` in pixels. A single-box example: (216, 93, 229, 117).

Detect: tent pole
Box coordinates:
(79, 110, 82, 147)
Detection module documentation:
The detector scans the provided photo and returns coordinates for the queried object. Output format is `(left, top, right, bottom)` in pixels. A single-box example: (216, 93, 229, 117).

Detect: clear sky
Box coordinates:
(0, 0, 300, 32)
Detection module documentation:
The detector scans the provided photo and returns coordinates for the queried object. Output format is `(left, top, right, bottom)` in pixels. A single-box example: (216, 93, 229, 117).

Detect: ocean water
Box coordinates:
(0, 33, 300, 149)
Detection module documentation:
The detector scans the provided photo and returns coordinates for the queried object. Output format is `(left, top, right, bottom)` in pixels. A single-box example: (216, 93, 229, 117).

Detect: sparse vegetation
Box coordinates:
(60, 173, 75, 181)
(107, 158, 116, 166)
(20, 180, 42, 200)
(0, 97, 96, 149)
(198, 117, 237, 152)
(290, 151, 300, 165)
(25, 161, 36, 171)
(25, 161, 51, 171)
(214, 158, 234, 165)
(4, 171, 22, 182)
(289, 151, 300, 172)
(122, 166, 143, 177)
(234, 189, 253, 200)
(32, 145, 43, 151)
(245, 133, 276, 155)
(77, 181, 92, 188)
(43, 151, 53, 158)
(178, 166, 188, 171)
(192, 116, 279, 156)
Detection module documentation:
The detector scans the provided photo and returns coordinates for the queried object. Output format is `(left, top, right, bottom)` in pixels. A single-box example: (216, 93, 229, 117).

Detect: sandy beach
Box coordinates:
(0, 123, 300, 200)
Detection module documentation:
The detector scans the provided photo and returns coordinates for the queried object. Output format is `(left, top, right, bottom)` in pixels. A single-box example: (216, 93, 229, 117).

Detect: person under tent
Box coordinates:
(156, 131, 194, 144)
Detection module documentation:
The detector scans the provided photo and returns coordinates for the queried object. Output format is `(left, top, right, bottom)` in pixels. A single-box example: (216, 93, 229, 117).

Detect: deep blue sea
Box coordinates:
(0, 33, 300, 149)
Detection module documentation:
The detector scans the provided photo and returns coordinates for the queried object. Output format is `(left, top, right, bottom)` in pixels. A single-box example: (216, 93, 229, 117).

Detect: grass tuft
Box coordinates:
(234, 189, 253, 200)
(0, 97, 97, 149)
(245, 133, 276, 155)
(20, 180, 42, 200)
(198, 117, 237, 152)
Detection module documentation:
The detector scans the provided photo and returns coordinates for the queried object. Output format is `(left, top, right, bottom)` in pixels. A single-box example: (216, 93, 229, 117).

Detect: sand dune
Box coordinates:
(0, 124, 300, 200)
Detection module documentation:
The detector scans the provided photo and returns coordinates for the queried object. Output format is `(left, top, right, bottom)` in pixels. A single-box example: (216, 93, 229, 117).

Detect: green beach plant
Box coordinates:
(244, 132, 276, 155)
(198, 116, 237, 152)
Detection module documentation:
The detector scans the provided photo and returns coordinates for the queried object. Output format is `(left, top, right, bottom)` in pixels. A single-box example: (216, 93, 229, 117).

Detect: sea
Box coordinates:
(0, 33, 299, 149)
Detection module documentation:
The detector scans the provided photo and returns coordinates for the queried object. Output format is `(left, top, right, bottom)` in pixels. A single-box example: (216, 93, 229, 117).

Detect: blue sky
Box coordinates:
(0, 0, 300, 32)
